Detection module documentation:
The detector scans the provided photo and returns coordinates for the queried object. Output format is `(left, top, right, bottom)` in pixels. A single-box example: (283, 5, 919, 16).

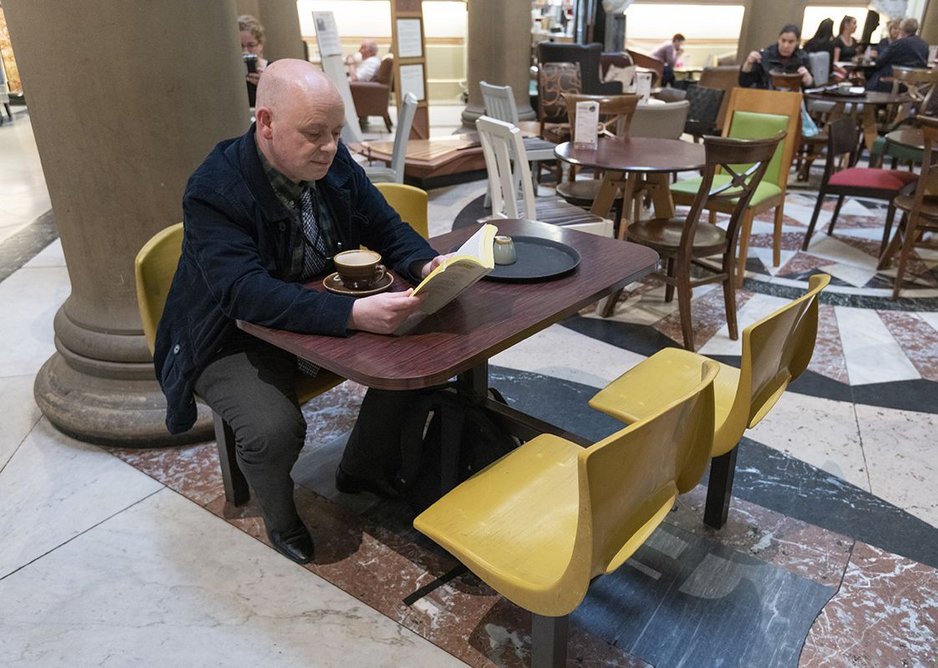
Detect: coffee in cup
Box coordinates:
(333, 249, 387, 290)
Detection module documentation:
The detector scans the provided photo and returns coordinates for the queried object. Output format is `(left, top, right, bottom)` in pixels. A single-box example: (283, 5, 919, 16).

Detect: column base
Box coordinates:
(34, 352, 214, 448)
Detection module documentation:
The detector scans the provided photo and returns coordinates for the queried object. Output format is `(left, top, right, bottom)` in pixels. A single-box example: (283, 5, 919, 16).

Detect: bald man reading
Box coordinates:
(154, 60, 445, 564)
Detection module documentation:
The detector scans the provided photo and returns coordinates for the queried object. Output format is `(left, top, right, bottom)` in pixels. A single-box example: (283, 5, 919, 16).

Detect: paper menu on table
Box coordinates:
(574, 101, 599, 149)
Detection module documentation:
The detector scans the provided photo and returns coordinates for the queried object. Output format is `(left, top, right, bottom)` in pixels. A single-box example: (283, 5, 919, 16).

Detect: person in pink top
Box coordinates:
(652, 33, 685, 86)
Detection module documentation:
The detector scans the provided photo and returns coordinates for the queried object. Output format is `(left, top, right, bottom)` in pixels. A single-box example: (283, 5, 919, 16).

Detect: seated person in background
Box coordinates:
(651, 33, 685, 87)
(874, 19, 902, 58)
(239, 14, 268, 107)
(345, 39, 381, 82)
(866, 18, 929, 91)
(154, 60, 447, 565)
(833, 15, 860, 65)
(739, 24, 813, 89)
(804, 18, 836, 80)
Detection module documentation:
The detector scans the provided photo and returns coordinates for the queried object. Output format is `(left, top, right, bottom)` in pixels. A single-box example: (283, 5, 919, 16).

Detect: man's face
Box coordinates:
(777, 32, 798, 57)
(262, 94, 345, 183)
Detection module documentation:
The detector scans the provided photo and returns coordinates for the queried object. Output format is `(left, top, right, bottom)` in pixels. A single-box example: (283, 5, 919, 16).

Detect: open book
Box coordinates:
(395, 223, 497, 334)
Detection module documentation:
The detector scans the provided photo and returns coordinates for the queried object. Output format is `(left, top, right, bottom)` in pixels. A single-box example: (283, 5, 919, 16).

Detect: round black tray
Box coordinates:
(482, 235, 581, 282)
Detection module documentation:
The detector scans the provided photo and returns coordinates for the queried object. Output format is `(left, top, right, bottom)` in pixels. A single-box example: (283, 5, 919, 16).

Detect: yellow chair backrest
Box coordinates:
(720, 274, 830, 450)
(374, 182, 429, 239)
(134, 223, 183, 356)
(721, 87, 802, 191)
(581, 360, 718, 584)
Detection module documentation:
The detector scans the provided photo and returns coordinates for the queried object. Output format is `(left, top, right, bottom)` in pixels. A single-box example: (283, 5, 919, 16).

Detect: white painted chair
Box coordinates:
(480, 80, 557, 183)
(365, 93, 418, 184)
(475, 115, 613, 237)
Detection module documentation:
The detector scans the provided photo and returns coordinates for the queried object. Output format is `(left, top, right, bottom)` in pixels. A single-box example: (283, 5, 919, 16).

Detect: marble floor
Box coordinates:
(1, 107, 936, 667)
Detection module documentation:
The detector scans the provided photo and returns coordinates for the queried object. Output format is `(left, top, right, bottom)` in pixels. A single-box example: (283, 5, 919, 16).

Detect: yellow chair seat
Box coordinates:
(671, 175, 782, 209)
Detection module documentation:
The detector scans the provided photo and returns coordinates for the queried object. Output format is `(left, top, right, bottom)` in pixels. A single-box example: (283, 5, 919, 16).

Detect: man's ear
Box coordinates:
(255, 107, 273, 139)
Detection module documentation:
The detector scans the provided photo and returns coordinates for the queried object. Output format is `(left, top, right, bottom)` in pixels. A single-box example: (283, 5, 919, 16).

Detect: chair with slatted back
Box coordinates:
(475, 115, 614, 237)
(670, 87, 803, 286)
(415, 359, 719, 667)
(590, 273, 830, 528)
(364, 93, 417, 184)
(878, 115, 938, 299)
(134, 224, 343, 507)
(626, 132, 785, 351)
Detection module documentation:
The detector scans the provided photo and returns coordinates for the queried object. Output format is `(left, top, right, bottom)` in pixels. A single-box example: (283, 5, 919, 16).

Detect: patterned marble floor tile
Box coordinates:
(809, 303, 850, 384)
(878, 310, 938, 382)
(653, 286, 753, 350)
(800, 542, 938, 667)
(835, 306, 920, 385)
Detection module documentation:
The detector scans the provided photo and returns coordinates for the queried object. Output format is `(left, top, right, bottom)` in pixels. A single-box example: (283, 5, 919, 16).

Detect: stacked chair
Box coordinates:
(801, 116, 917, 255)
(878, 114, 938, 299)
(134, 224, 343, 507)
(363, 92, 418, 184)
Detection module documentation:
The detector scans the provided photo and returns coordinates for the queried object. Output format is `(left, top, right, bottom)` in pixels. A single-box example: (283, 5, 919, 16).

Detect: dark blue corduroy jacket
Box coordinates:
(154, 126, 436, 434)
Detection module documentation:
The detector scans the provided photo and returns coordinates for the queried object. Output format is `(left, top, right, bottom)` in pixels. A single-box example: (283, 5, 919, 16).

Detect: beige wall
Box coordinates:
(737, 0, 809, 62)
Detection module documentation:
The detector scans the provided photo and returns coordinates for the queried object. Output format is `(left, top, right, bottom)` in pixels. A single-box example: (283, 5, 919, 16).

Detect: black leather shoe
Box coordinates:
(335, 466, 401, 499)
(266, 523, 314, 564)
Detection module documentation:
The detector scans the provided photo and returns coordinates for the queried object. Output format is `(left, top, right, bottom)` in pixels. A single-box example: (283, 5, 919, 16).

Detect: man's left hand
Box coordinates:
(420, 254, 454, 279)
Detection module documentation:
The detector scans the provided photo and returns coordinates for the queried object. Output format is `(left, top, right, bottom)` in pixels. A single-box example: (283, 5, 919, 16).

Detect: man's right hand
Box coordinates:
(347, 289, 425, 334)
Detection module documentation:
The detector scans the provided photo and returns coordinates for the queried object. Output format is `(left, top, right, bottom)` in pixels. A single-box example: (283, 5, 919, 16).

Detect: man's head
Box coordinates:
(359, 40, 379, 59)
(900, 18, 919, 36)
(672, 33, 685, 48)
(254, 60, 345, 183)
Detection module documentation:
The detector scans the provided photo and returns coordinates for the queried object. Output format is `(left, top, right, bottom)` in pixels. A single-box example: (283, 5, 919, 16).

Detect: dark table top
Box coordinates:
(804, 89, 910, 106)
(886, 128, 924, 151)
(554, 137, 706, 173)
(238, 219, 658, 390)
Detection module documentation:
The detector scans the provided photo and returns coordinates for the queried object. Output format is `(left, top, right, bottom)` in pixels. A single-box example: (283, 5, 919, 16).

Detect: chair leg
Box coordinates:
(827, 196, 845, 236)
(663, 258, 676, 303)
(880, 203, 898, 258)
(772, 205, 783, 267)
(878, 211, 905, 270)
(735, 210, 754, 288)
(531, 614, 569, 668)
(892, 214, 918, 301)
(212, 411, 250, 506)
(383, 114, 393, 132)
(677, 270, 695, 351)
(704, 446, 739, 529)
(722, 265, 738, 341)
(802, 191, 825, 251)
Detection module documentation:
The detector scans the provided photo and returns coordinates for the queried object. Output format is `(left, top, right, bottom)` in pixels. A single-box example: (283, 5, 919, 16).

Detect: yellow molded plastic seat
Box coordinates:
(374, 182, 429, 239)
(589, 273, 830, 528)
(134, 223, 343, 506)
(414, 359, 719, 666)
(670, 88, 803, 286)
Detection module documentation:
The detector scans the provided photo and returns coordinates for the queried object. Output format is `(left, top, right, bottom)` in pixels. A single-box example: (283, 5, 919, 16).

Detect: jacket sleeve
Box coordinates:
(738, 61, 764, 88)
(183, 183, 355, 337)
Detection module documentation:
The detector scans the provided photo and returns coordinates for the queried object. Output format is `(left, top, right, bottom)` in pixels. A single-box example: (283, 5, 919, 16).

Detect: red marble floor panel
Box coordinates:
(878, 310, 938, 382)
(810, 304, 849, 384)
(749, 231, 818, 253)
(835, 236, 883, 261)
(800, 541, 938, 666)
(827, 213, 892, 232)
(654, 286, 754, 349)
(110, 441, 225, 507)
(776, 251, 838, 277)
(880, 251, 938, 287)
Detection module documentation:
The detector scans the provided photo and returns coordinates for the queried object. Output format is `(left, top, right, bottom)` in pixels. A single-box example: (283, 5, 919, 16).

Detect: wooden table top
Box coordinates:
(804, 89, 910, 106)
(554, 137, 706, 173)
(239, 219, 658, 390)
(886, 128, 924, 151)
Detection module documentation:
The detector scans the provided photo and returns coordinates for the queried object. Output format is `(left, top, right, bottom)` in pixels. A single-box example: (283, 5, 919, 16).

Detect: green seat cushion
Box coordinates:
(671, 175, 782, 207)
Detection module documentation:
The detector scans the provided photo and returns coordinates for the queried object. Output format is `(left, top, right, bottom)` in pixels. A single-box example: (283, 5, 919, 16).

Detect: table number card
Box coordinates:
(574, 101, 599, 149)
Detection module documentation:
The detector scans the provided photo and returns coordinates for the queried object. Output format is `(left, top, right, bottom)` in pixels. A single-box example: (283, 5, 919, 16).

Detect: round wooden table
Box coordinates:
(804, 90, 911, 152)
(554, 137, 706, 236)
(885, 127, 924, 151)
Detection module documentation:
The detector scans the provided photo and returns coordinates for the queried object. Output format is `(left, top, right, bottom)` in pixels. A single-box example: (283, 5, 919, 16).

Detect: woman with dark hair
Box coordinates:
(739, 24, 813, 89)
(804, 18, 836, 79)
(833, 15, 859, 64)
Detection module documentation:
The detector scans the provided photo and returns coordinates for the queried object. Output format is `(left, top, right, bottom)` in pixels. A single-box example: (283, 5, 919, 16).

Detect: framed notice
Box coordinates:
(396, 18, 423, 58)
(399, 64, 426, 102)
(311, 12, 342, 57)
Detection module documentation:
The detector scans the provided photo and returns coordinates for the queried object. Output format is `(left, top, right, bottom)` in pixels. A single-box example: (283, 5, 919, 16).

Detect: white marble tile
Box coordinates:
(491, 323, 648, 388)
(809, 234, 879, 266)
(21, 238, 65, 269)
(0, 418, 164, 578)
(0, 375, 42, 471)
(918, 311, 938, 333)
(0, 488, 462, 667)
(698, 292, 788, 357)
(0, 265, 70, 377)
(855, 404, 938, 528)
(835, 306, 920, 385)
(747, 391, 870, 491)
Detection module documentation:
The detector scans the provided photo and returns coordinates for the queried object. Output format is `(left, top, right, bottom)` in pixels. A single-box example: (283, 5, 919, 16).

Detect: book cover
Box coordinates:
(411, 223, 498, 315)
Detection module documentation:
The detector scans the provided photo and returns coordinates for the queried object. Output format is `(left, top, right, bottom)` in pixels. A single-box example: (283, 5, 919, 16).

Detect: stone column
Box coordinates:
(4, 0, 250, 446)
(236, 0, 306, 61)
(736, 0, 809, 63)
(922, 0, 938, 44)
(462, 0, 535, 128)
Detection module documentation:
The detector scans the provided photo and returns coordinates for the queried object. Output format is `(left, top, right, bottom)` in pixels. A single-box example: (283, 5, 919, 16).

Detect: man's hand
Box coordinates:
(347, 289, 424, 334)
(420, 253, 454, 279)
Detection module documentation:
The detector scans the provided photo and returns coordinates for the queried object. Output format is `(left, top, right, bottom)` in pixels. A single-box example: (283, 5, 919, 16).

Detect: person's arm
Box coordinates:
(833, 45, 842, 63)
(739, 49, 764, 87)
(795, 51, 813, 87)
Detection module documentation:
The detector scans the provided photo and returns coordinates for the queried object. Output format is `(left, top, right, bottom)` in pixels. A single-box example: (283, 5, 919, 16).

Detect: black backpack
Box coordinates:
(397, 387, 519, 512)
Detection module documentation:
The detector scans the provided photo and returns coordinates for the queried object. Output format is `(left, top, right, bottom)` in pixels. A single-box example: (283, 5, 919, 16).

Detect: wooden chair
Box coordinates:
(374, 182, 429, 239)
(415, 359, 719, 667)
(555, 93, 640, 213)
(626, 132, 785, 350)
(134, 224, 343, 507)
(801, 116, 917, 254)
(625, 48, 665, 86)
(363, 93, 417, 184)
(878, 115, 938, 299)
(538, 41, 620, 96)
(670, 87, 803, 286)
(536, 61, 581, 143)
(590, 273, 831, 528)
(475, 115, 613, 237)
(350, 56, 394, 131)
(683, 85, 725, 141)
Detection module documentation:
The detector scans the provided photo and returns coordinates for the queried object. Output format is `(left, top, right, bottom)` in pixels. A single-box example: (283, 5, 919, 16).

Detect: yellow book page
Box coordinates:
(412, 223, 497, 315)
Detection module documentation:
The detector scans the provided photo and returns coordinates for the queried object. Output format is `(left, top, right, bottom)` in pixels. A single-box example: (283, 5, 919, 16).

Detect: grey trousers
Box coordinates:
(194, 335, 306, 532)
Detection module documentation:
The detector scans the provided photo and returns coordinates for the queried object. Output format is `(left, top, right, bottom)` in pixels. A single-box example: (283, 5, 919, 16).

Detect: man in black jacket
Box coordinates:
(155, 60, 445, 564)
(866, 18, 930, 91)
